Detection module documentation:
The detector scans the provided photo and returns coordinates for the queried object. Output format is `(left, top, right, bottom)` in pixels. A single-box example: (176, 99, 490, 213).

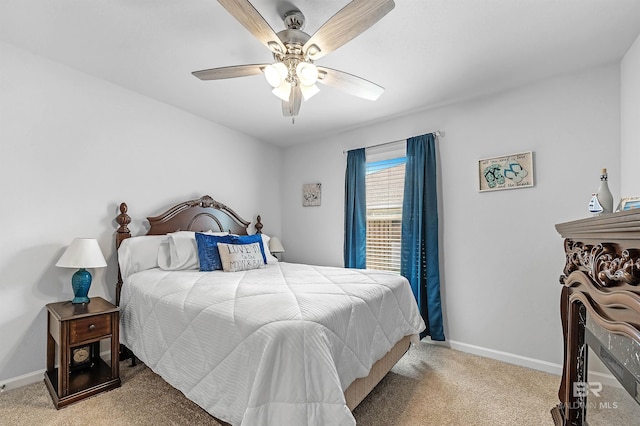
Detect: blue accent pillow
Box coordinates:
(231, 234, 267, 264)
(195, 233, 267, 271)
(195, 234, 233, 271)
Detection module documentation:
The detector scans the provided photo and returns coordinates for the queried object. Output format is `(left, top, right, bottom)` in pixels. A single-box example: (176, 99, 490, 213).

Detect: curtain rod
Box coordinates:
(342, 130, 442, 154)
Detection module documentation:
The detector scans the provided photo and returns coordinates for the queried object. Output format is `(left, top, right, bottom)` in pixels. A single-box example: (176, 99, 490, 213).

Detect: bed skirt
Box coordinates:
(344, 334, 413, 410)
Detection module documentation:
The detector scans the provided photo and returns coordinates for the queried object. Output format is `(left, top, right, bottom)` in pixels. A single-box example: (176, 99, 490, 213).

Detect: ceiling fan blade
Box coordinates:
(303, 0, 395, 60)
(282, 86, 302, 117)
(217, 0, 286, 55)
(192, 64, 268, 80)
(316, 66, 384, 101)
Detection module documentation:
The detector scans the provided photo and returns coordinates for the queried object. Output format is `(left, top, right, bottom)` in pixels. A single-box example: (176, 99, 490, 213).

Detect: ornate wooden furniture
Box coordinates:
(44, 297, 120, 408)
(552, 210, 640, 425)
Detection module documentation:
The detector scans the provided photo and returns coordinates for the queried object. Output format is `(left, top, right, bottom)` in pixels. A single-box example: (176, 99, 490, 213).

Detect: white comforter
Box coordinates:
(120, 262, 425, 425)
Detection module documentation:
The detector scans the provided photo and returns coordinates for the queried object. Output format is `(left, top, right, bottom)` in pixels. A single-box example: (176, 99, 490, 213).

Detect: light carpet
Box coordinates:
(1, 342, 564, 425)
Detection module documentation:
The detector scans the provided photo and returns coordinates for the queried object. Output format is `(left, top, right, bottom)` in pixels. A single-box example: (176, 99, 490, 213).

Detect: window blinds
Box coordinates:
(365, 156, 406, 273)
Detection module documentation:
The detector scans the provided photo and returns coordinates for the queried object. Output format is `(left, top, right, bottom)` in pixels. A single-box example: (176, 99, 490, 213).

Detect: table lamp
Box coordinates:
(55, 238, 107, 304)
(269, 237, 285, 260)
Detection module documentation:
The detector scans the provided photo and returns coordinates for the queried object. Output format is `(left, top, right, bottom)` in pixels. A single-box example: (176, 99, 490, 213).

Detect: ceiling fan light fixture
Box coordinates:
(305, 44, 321, 60)
(264, 62, 288, 88)
(272, 81, 292, 102)
(267, 41, 284, 55)
(300, 83, 320, 101)
(195, 0, 395, 118)
(296, 62, 318, 86)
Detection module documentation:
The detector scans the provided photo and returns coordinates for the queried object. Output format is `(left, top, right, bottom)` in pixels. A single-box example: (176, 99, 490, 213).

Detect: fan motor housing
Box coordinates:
(275, 10, 309, 56)
(277, 29, 310, 52)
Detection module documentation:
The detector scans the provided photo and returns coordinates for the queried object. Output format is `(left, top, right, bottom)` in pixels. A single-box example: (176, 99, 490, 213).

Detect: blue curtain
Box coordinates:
(344, 148, 366, 269)
(401, 133, 445, 341)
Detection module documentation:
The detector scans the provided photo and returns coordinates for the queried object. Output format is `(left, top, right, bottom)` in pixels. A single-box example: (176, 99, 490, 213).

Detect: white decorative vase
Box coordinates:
(589, 168, 613, 215)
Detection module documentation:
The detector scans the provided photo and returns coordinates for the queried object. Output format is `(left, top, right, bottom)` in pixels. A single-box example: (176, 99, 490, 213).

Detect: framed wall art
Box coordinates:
(616, 196, 640, 211)
(303, 183, 322, 207)
(478, 151, 534, 192)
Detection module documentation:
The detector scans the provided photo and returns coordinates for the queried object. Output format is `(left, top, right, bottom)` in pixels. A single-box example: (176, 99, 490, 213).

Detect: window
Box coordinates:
(365, 156, 406, 273)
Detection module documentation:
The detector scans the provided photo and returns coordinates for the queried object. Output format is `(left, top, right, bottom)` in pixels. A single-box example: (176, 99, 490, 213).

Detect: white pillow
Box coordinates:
(118, 235, 168, 280)
(158, 231, 228, 271)
(217, 242, 265, 272)
(259, 234, 279, 263)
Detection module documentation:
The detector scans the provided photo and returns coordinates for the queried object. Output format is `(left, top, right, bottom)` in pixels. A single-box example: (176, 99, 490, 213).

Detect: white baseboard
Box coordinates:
(426, 339, 622, 388)
(1, 343, 623, 392)
(1, 350, 115, 393)
(0, 369, 44, 393)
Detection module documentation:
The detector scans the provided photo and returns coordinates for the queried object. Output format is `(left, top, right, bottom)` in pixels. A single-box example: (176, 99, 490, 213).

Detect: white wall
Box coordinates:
(621, 33, 640, 196)
(0, 41, 282, 382)
(1, 34, 629, 387)
(282, 64, 621, 369)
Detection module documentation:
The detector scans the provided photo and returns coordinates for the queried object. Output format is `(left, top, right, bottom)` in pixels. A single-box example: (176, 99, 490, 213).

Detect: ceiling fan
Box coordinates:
(192, 0, 396, 120)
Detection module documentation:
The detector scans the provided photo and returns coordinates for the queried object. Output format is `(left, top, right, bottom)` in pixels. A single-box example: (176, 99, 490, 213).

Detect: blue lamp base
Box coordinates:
(71, 268, 92, 304)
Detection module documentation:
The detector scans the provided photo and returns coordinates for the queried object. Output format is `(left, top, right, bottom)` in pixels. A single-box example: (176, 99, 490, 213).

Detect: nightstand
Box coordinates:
(44, 297, 121, 408)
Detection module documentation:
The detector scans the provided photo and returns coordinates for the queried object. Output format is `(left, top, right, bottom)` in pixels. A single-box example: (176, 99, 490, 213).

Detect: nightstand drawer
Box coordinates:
(69, 315, 111, 344)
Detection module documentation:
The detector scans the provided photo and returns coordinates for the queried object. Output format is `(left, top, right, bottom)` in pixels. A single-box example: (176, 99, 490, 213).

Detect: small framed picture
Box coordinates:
(303, 183, 321, 207)
(616, 196, 640, 211)
(478, 151, 534, 192)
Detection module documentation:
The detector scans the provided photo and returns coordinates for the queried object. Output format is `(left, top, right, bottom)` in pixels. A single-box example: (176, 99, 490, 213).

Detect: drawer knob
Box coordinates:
(88, 324, 96, 330)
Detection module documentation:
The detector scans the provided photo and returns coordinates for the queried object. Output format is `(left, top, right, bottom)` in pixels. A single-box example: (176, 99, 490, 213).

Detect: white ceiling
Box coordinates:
(2, 0, 640, 147)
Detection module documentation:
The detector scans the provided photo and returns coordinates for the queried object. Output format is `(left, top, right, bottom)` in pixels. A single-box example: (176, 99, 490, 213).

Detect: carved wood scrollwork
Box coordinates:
(554, 212, 640, 425)
(563, 239, 640, 287)
(188, 194, 225, 210)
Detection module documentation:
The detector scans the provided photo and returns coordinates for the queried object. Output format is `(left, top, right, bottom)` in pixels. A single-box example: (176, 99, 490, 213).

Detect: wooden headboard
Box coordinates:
(114, 195, 261, 304)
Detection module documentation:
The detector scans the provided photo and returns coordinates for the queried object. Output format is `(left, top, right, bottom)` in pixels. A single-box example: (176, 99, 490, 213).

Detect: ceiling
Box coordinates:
(2, 1, 640, 147)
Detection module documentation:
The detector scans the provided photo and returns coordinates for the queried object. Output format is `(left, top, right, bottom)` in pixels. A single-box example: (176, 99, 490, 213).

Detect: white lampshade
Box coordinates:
(272, 81, 292, 102)
(56, 238, 107, 269)
(264, 62, 288, 88)
(300, 83, 320, 101)
(269, 237, 285, 254)
(296, 62, 318, 86)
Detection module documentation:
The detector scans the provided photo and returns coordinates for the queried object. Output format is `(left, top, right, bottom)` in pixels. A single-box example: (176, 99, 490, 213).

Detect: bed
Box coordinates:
(114, 195, 425, 425)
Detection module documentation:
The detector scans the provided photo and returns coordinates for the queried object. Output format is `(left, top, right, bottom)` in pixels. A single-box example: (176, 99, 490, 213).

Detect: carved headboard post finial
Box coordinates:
(255, 215, 263, 234)
(116, 203, 131, 244)
(115, 202, 132, 306)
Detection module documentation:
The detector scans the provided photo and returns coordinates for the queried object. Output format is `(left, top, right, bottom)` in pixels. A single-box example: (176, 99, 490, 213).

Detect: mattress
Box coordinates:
(120, 262, 425, 425)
